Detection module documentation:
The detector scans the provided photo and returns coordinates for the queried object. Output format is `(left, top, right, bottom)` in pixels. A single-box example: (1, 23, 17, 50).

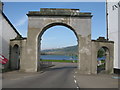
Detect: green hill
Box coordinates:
(41, 45, 78, 56)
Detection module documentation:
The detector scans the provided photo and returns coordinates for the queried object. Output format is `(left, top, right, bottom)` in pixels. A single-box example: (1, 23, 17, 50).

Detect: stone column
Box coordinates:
(78, 35, 92, 74)
(23, 28, 40, 72)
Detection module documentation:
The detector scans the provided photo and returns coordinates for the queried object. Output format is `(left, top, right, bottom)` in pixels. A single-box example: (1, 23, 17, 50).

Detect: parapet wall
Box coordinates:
(27, 8, 92, 17)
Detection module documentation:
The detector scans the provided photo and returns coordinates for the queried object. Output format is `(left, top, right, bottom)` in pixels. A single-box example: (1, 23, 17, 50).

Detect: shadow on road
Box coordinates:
(42, 66, 77, 72)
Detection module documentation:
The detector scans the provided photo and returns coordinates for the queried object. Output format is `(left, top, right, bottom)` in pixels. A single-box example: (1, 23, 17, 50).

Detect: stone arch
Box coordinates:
(21, 8, 92, 73)
(97, 46, 110, 73)
(37, 22, 79, 41)
(92, 40, 114, 74)
(8, 9, 114, 75)
(10, 44, 20, 70)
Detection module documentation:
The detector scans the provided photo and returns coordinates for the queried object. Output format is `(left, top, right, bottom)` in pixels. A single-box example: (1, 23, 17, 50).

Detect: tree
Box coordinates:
(97, 48, 105, 58)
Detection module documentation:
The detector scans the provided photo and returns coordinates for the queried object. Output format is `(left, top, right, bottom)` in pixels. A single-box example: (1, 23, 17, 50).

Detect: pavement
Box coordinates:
(75, 70, 120, 88)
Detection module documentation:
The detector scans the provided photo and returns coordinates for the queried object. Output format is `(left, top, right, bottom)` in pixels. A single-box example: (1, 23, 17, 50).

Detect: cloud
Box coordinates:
(15, 16, 27, 27)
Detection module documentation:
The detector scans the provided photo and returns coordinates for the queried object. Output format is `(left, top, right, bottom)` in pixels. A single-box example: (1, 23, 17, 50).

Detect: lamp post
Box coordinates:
(106, 0, 109, 40)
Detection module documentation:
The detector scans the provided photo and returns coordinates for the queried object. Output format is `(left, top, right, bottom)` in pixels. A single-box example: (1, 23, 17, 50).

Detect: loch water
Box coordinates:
(40, 55, 78, 60)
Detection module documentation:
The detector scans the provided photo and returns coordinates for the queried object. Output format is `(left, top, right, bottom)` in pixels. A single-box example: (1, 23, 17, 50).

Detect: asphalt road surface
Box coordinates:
(3, 62, 79, 88)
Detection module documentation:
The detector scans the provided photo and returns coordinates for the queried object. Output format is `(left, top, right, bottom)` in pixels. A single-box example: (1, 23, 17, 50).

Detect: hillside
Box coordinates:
(41, 45, 78, 56)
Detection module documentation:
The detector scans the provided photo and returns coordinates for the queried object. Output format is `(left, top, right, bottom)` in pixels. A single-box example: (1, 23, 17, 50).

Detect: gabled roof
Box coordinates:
(1, 10, 22, 37)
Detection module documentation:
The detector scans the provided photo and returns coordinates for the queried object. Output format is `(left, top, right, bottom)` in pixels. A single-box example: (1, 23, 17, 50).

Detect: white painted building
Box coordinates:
(107, 0, 120, 72)
(0, 2, 21, 69)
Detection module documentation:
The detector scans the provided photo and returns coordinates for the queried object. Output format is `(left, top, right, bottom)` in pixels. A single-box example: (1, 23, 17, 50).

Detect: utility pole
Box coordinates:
(106, 0, 109, 40)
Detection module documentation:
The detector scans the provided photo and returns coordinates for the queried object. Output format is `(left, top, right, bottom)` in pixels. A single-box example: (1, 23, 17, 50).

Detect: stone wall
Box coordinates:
(10, 38, 27, 70)
(91, 38, 114, 74)
(21, 8, 93, 73)
(9, 8, 114, 74)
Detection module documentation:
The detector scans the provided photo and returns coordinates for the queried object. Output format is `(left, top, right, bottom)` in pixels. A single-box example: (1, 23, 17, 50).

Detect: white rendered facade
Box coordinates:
(107, 0, 120, 69)
(0, 13, 17, 59)
(0, 2, 21, 66)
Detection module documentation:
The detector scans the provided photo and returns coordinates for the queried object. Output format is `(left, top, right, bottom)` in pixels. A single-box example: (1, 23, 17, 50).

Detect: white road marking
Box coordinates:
(77, 87, 79, 88)
(75, 71, 77, 74)
(74, 79, 77, 83)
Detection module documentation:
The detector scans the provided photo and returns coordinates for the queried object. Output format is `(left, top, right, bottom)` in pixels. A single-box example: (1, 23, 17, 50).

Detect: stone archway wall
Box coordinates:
(10, 9, 114, 74)
(21, 8, 93, 73)
(11, 44, 20, 70)
(10, 40, 20, 70)
(91, 38, 114, 74)
(10, 38, 27, 70)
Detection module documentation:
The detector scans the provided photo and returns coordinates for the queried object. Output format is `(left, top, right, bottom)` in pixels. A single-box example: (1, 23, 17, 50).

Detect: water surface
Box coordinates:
(40, 55, 78, 60)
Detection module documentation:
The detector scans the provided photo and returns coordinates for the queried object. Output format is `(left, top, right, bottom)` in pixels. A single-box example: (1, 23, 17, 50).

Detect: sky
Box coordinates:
(2, 0, 106, 2)
(3, 2, 106, 50)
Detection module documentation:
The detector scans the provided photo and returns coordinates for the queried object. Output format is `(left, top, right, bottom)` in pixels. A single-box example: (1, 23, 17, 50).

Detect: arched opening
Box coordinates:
(11, 44, 20, 70)
(97, 47, 110, 74)
(37, 23, 79, 70)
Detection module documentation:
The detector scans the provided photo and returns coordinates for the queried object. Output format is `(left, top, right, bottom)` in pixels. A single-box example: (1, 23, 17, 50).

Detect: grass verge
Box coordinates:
(40, 59, 78, 63)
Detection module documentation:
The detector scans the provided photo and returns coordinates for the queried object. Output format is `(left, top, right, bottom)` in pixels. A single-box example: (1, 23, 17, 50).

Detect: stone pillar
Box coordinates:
(107, 45, 114, 74)
(19, 39, 27, 72)
(91, 41, 98, 74)
(23, 27, 40, 72)
(78, 35, 92, 74)
(109, 48, 114, 74)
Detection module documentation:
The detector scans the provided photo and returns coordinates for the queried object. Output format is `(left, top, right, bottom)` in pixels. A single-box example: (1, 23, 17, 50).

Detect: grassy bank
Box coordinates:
(40, 59, 78, 63)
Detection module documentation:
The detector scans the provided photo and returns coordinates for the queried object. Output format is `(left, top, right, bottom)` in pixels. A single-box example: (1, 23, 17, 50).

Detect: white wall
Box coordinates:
(0, 12, 18, 60)
(118, 3, 120, 69)
(0, 12, 2, 55)
(107, 1, 120, 69)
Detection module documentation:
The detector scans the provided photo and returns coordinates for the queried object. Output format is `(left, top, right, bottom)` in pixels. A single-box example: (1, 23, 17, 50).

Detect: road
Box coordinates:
(2, 62, 79, 88)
